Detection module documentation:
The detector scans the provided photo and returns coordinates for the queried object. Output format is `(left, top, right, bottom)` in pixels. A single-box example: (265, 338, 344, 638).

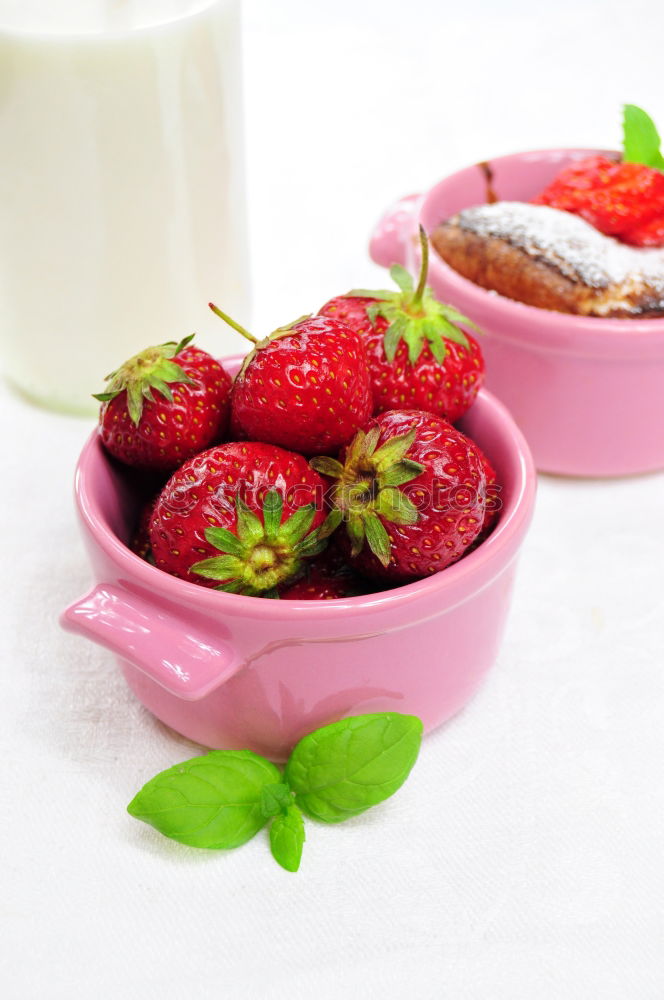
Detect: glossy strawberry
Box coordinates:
(535, 156, 664, 245)
(533, 106, 664, 247)
(130, 495, 158, 561)
(278, 545, 369, 600)
(319, 227, 484, 422)
(149, 442, 331, 596)
(532, 154, 620, 213)
(312, 409, 493, 582)
(209, 305, 372, 455)
(279, 548, 368, 600)
(95, 335, 232, 471)
(479, 450, 501, 534)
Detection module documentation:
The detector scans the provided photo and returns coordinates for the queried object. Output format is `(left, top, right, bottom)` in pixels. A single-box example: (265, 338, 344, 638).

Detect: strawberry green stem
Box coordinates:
(209, 302, 258, 345)
(412, 225, 429, 307)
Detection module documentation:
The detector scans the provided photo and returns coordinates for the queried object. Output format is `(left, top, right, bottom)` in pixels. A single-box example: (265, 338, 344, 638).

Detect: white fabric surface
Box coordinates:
(2, 1, 664, 997)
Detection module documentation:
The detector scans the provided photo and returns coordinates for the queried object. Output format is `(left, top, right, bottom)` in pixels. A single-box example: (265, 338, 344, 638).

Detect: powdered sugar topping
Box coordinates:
(455, 202, 664, 292)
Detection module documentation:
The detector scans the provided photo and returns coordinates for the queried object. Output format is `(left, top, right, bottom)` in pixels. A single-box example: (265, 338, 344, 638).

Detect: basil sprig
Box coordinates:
(128, 712, 423, 873)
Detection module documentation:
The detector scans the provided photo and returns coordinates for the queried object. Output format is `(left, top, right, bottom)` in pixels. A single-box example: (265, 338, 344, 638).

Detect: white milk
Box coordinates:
(0, 0, 249, 413)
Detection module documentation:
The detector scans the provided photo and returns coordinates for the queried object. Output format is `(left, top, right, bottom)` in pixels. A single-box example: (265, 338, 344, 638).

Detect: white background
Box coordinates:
(2, 1, 664, 997)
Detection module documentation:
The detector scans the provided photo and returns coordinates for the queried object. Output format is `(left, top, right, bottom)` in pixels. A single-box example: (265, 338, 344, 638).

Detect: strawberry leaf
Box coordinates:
(364, 513, 391, 567)
(262, 489, 283, 544)
(235, 497, 264, 547)
(375, 487, 419, 526)
(204, 526, 245, 559)
(389, 264, 414, 294)
(191, 554, 243, 581)
(309, 456, 344, 479)
(347, 516, 365, 556)
(279, 504, 316, 545)
(372, 428, 417, 469)
(380, 459, 425, 488)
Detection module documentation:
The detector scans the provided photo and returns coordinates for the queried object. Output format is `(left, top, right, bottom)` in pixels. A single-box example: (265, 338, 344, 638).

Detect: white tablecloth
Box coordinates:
(3, 2, 664, 997)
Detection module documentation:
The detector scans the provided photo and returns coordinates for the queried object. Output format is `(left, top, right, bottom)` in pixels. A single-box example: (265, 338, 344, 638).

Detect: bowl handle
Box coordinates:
(60, 584, 242, 701)
(369, 193, 423, 269)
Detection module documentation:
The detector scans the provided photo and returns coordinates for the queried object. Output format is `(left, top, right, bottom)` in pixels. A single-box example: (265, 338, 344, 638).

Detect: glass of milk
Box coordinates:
(0, 0, 250, 414)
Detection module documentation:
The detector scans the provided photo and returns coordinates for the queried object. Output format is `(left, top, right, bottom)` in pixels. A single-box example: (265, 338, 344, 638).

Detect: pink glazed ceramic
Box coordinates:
(61, 357, 535, 761)
(370, 149, 664, 477)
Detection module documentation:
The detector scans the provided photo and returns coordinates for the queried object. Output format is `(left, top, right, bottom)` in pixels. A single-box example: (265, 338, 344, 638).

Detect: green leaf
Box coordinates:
(405, 324, 425, 365)
(623, 104, 664, 170)
(372, 428, 417, 469)
(317, 508, 343, 540)
(364, 513, 391, 567)
(284, 713, 423, 824)
(438, 303, 481, 334)
(345, 428, 367, 468)
(148, 377, 174, 403)
(435, 314, 471, 349)
(126, 381, 144, 426)
(127, 750, 281, 849)
(309, 456, 344, 479)
(260, 782, 293, 819)
(363, 425, 381, 456)
(174, 333, 196, 353)
(235, 496, 264, 548)
(270, 805, 305, 873)
(345, 288, 393, 301)
(92, 390, 120, 403)
(262, 489, 283, 544)
(376, 486, 419, 526)
(389, 264, 414, 294)
(278, 504, 316, 546)
(191, 554, 242, 581)
(216, 579, 245, 594)
(380, 458, 424, 488)
(293, 533, 327, 559)
(204, 526, 245, 559)
(383, 314, 408, 362)
(157, 359, 197, 385)
(346, 515, 366, 556)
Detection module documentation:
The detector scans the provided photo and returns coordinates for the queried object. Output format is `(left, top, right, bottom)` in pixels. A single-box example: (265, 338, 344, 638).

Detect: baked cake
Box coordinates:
(431, 201, 664, 318)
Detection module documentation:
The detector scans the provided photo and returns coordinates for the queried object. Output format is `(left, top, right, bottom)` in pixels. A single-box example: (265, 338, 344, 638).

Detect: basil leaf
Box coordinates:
(260, 782, 293, 819)
(622, 104, 664, 170)
(284, 713, 423, 823)
(270, 805, 305, 872)
(127, 750, 281, 849)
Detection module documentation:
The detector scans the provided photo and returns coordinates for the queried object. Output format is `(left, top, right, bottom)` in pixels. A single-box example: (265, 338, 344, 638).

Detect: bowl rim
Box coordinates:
(75, 381, 536, 619)
(420, 146, 664, 346)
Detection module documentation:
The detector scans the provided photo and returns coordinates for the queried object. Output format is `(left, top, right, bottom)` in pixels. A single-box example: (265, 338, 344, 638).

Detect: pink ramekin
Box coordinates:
(370, 149, 664, 477)
(60, 356, 536, 761)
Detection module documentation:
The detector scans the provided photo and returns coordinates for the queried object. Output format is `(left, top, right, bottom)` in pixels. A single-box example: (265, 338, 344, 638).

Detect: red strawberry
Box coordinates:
(208, 305, 372, 455)
(534, 155, 664, 247)
(130, 496, 158, 561)
(311, 409, 493, 582)
(622, 213, 664, 246)
(94, 335, 232, 471)
(532, 155, 620, 213)
(149, 442, 332, 597)
(319, 227, 484, 423)
(479, 451, 501, 535)
(279, 547, 369, 600)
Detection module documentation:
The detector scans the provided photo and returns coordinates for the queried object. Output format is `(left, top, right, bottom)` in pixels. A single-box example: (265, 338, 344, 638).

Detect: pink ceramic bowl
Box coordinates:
(370, 149, 664, 477)
(61, 356, 536, 761)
